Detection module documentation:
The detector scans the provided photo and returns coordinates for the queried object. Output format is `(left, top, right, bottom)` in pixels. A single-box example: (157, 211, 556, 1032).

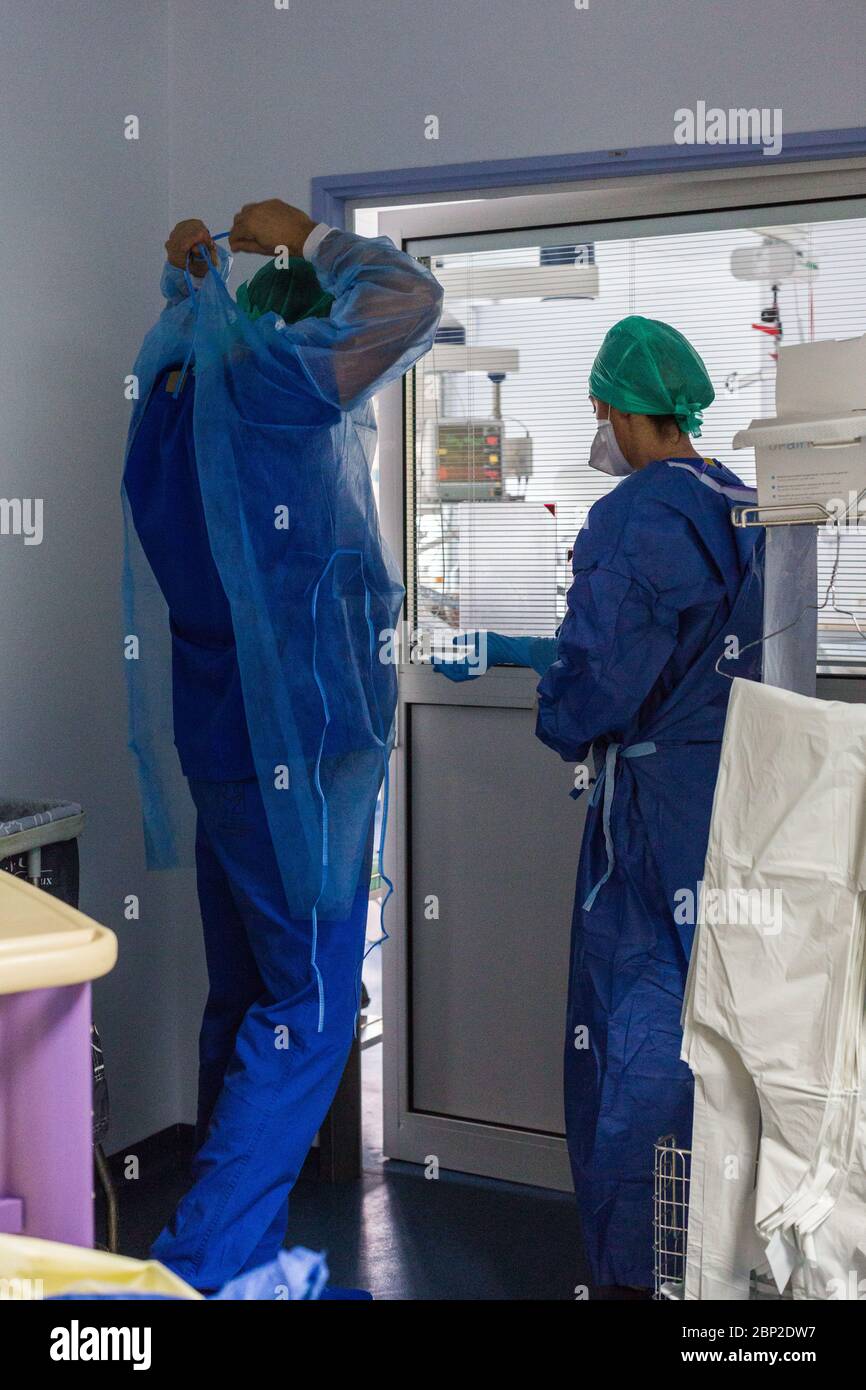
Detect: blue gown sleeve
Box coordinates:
(271, 230, 444, 412)
(432, 632, 558, 681)
(160, 233, 442, 411)
(491, 634, 558, 675)
(160, 260, 192, 306)
(536, 493, 725, 762)
(160, 242, 232, 306)
(528, 636, 558, 676)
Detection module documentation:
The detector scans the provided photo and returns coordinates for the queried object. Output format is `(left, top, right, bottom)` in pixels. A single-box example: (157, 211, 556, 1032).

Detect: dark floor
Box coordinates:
(104, 1160, 585, 1302)
(100, 932, 586, 1300)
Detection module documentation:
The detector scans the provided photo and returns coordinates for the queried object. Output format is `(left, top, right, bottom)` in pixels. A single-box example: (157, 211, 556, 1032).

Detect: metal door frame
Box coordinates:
(373, 155, 866, 1190)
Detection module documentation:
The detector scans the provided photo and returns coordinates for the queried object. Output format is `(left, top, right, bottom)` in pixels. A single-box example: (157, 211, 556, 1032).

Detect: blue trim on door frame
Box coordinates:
(311, 128, 866, 228)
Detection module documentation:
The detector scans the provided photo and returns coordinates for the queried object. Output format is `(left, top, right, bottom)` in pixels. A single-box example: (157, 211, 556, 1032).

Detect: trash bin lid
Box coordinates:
(0, 800, 84, 858)
(0, 873, 116, 995)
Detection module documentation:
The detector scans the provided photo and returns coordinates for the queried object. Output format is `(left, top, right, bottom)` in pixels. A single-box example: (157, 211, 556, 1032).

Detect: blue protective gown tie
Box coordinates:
(582, 741, 657, 910)
(173, 232, 232, 398)
(309, 546, 392, 1032)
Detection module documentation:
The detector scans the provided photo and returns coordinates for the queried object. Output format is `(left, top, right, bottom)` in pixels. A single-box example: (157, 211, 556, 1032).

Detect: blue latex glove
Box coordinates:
(432, 631, 557, 681)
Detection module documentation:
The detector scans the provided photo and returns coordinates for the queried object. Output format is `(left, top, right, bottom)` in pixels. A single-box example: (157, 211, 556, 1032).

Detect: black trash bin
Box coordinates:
(0, 798, 83, 904)
(0, 799, 118, 1249)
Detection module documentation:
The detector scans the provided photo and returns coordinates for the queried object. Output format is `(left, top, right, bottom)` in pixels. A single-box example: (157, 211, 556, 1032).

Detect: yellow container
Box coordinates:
(0, 1233, 202, 1299)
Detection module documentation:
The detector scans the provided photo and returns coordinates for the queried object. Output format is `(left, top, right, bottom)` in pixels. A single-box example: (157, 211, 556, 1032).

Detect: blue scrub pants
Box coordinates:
(151, 778, 373, 1292)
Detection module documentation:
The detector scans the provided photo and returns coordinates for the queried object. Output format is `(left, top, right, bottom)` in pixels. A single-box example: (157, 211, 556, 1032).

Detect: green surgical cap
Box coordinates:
(588, 315, 714, 438)
(236, 257, 334, 325)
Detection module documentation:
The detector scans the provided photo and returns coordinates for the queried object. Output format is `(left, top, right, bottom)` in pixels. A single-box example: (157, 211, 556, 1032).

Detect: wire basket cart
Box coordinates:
(653, 1135, 790, 1300)
(653, 1135, 690, 1299)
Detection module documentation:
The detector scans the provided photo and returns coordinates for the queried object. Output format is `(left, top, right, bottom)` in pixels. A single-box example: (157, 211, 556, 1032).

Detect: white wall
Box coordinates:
(165, 0, 866, 231)
(2, 0, 866, 1156)
(0, 1, 202, 1152)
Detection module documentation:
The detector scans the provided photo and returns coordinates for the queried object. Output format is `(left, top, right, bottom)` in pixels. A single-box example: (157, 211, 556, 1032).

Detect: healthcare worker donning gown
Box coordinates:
(436, 318, 765, 1293)
(123, 204, 443, 1292)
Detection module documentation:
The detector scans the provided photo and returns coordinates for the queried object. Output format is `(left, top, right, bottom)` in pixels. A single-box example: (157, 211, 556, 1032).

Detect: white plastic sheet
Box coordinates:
(683, 677, 866, 1300)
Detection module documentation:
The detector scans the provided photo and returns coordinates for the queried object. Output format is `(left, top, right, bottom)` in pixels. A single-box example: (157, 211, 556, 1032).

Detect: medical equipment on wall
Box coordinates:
(416, 249, 597, 632)
(725, 226, 818, 396)
(419, 320, 532, 504)
(417, 320, 538, 625)
(416, 405, 538, 627)
(726, 333, 866, 692)
(419, 414, 531, 504)
(420, 247, 599, 503)
(431, 243, 599, 303)
(730, 225, 818, 290)
(736, 334, 866, 512)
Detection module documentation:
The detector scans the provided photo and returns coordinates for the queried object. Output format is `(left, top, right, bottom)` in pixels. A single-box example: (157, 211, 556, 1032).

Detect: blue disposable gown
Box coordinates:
(122, 230, 443, 922)
(123, 363, 256, 781)
(535, 456, 764, 1289)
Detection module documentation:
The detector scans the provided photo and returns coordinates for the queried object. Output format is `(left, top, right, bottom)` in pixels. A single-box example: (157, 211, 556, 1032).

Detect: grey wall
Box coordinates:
(165, 0, 866, 228)
(1, 0, 865, 1157)
(0, 1, 203, 1152)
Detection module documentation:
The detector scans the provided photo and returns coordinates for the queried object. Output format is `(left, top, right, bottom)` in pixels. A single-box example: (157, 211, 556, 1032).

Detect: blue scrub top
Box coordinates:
(123, 366, 255, 780)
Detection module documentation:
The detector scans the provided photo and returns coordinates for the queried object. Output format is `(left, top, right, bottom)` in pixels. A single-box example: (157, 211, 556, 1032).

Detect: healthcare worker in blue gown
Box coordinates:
(124, 203, 443, 1292)
(435, 317, 765, 1296)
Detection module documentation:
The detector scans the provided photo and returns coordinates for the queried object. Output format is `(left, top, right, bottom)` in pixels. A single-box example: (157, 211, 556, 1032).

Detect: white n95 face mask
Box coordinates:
(589, 416, 633, 477)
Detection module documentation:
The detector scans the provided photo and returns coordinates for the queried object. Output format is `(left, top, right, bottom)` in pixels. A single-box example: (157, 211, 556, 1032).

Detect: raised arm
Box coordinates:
(160, 219, 220, 305)
(228, 199, 444, 411)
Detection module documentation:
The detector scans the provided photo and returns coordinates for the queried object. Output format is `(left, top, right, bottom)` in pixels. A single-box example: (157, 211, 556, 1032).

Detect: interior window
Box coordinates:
(408, 211, 866, 669)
